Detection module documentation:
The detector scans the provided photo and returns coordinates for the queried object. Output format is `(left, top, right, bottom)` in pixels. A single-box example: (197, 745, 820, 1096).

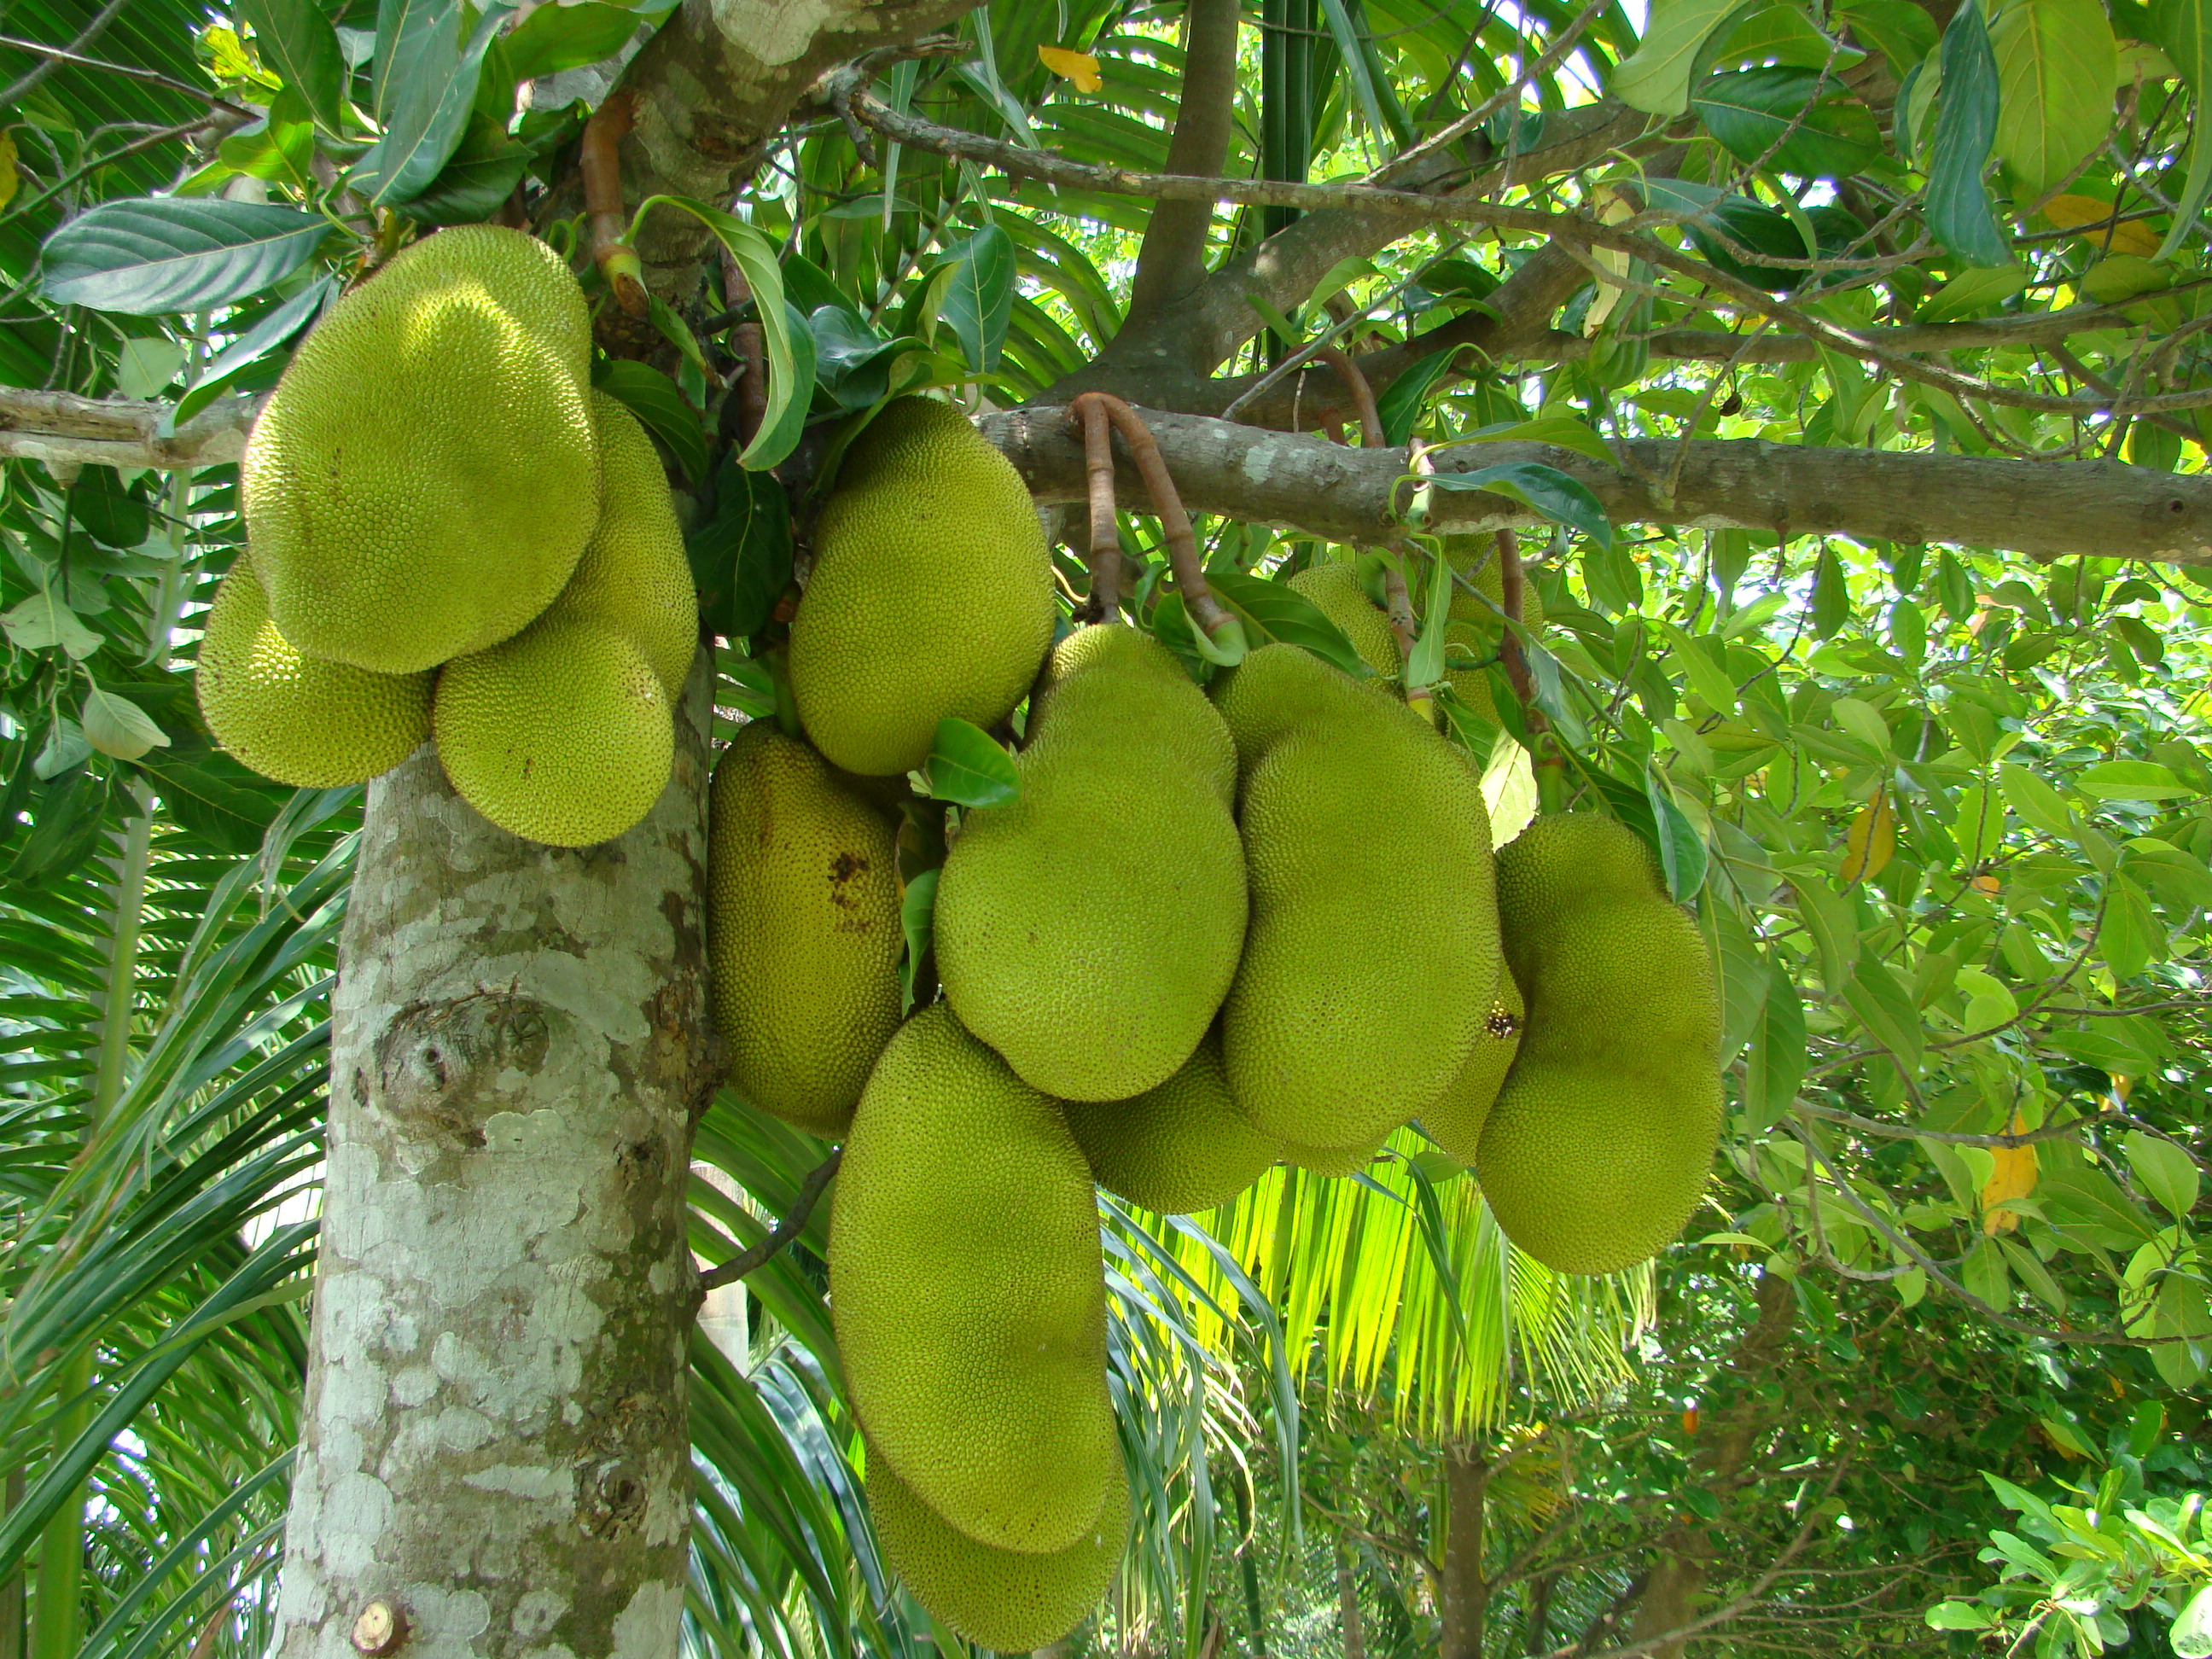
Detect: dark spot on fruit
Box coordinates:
(829, 851, 867, 883)
(1487, 1009, 1521, 1039)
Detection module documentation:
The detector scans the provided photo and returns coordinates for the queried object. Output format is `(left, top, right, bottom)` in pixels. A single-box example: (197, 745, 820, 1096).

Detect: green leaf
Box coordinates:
(80, 685, 170, 762)
(1844, 955, 1924, 1073)
(398, 112, 531, 226)
(2099, 873, 2164, 978)
(2, 590, 102, 660)
(503, 0, 647, 80)
(1999, 761, 2074, 834)
(937, 224, 1016, 375)
(358, 1, 513, 206)
(137, 748, 287, 854)
(899, 866, 939, 1016)
(688, 463, 792, 638)
(1953, 783, 2005, 864)
(1837, 0, 1941, 74)
(592, 359, 709, 481)
(1648, 771, 1708, 899)
(1927, 0, 2016, 266)
(162, 276, 334, 434)
(1693, 67, 1883, 177)
(923, 719, 1019, 807)
(2148, 0, 2212, 258)
(2122, 1130, 2199, 1222)
(1203, 569, 1372, 679)
(2174, 1586, 2212, 1659)
(1318, 0, 1414, 150)
(2075, 760, 2193, 800)
(1427, 463, 1615, 549)
(1988, 0, 2117, 201)
(39, 199, 330, 313)
(1810, 542, 1851, 637)
(1464, 416, 1619, 464)
(1791, 872, 1860, 988)
(1374, 346, 1458, 446)
(1744, 959, 1807, 1130)
(1614, 0, 1755, 114)
(1916, 265, 2029, 321)
(1925, 1602, 1996, 1630)
(237, 0, 349, 132)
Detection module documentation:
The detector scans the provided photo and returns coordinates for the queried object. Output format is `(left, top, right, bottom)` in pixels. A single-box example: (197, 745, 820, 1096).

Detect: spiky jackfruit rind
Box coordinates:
(868, 1447, 1128, 1651)
(1287, 561, 1400, 681)
(1061, 1032, 1281, 1214)
(937, 626, 1246, 1101)
(1476, 812, 1723, 1275)
(432, 617, 672, 847)
(195, 555, 432, 788)
(788, 397, 1054, 776)
(1422, 967, 1524, 1166)
(831, 1005, 1116, 1555)
(544, 390, 698, 700)
(243, 225, 597, 673)
(1210, 644, 1500, 1150)
(707, 723, 901, 1137)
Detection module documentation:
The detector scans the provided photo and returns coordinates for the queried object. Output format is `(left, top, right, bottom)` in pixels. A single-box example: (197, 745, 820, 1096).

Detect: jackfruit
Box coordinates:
(937, 626, 1245, 1100)
(244, 225, 597, 672)
(432, 618, 671, 847)
(869, 1445, 1128, 1650)
(707, 722, 902, 1137)
(195, 554, 431, 787)
(1282, 1132, 1388, 1178)
(1062, 1032, 1281, 1214)
(538, 391, 697, 700)
(1288, 561, 1399, 680)
(1441, 538, 1544, 724)
(831, 1004, 1116, 1553)
(1211, 644, 1499, 1150)
(789, 398, 1054, 775)
(1422, 968, 1523, 1166)
(1476, 812, 1722, 1274)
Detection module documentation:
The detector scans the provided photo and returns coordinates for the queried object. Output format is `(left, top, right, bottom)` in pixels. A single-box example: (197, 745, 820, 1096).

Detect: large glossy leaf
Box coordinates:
(236, 0, 349, 132)
(1927, 0, 2016, 265)
(1693, 67, 1883, 177)
(40, 200, 330, 313)
(2150, 0, 2212, 257)
(1612, 0, 1753, 114)
(357, 1, 511, 206)
(1988, 0, 2117, 201)
(937, 224, 1016, 374)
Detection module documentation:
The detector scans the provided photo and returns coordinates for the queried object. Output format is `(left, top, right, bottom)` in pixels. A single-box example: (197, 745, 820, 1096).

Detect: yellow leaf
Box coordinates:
(1839, 791, 1895, 886)
(1982, 1112, 2038, 1234)
(1037, 44, 1102, 93)
(1970, 872, 2002, 894)
(0, 131, 16, 215)
(2041, 193, 2163, 257)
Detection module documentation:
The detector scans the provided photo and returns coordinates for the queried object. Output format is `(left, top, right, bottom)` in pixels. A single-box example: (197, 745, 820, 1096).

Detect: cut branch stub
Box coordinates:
(1069, 393, 1122, 623)
(1065, 393, 1242, 655)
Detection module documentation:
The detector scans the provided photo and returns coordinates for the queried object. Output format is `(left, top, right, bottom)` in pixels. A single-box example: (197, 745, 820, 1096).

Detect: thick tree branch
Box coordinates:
(0, 387, 254, 469)
(1126, 0, 1243, 320)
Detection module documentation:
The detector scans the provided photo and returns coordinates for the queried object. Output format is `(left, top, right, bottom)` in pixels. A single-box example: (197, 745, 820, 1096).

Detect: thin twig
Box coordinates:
(696, 1148, 842, 1295)
(1312, 346, 1383, 445)
(1066, 392, 1237, 648)
(1074, 393, 1121, 622)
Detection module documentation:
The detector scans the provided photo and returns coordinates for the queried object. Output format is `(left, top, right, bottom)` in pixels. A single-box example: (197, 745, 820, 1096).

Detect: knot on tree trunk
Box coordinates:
(370, 990, 556, 1152)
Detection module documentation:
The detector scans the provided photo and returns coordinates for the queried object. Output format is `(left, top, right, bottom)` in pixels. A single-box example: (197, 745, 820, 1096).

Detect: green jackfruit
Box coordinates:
(244, 225, 597, 672)
(1441, 538, 1544, 724)
(936, 626, 1245, 1101)
(1211, 644, 1499, 1150)
(1062, 1032, 1281, 1214)
(869, 1447, 1128, 1650)
(707, 723, 902, 1137)
(432, 618, 671, 847)
(1282, 1133, 1388, 1178)
(1476, 813, 1722, 1274)
(831, 1004, 1116, 1554)
(789, 398, 1054, 775)
(539, 391, 697, 700)
(195, 554, 431, 787)
(1423, 968, 1523, 1166)
(1288, 561, 1399, 680)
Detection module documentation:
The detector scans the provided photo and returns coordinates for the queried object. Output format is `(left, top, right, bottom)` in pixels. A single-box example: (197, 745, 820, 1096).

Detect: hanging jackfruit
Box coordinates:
(1281, 1132, 1389, 1178)
(432, 619, 671, 847)
(195, 554, 432, 788)
(831, 1004, 1116, 1554)
(1476, 812, 1722, 1275)
(789, 397, 1054, 776)
(1422, 968, 1523, 1166)
(1061, 1032, 1281, 1214)
(936, 625, 1245, 1101)
(243, 225, 598, 673)
(1211, 643, 1499, 1151)
(1441, 537, 1545, 724)
(868, 1447, 1128, 1651)
(707, 723, 902, 1137)
(1288, 560, 1399, 680)
(538, 391, 698, 700)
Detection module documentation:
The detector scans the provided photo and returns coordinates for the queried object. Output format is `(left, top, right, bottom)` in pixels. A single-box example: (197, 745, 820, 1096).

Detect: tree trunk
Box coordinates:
(1439, 1446, 1488, 1659)
(1336, 1540, 1365, 1659)
(271, 662, 714, 1659)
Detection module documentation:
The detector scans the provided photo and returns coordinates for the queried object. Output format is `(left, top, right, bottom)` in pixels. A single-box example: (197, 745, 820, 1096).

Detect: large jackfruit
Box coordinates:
(936, 625, 1245, 1101)
(1441, 537, 1544, 724)
(540, 391, 698, 700)
(1062, 1032, 1281, 1214)
(707, 723, 902, 1137)
(244, 226, 597, 673)
(195, 554, 431, 787)
(1288, 561, 1399, 680)
(868, 1447, 1127, 1650)
(1282, 1132, 1388, 1178)
(1476, 812, 1722, 1275)
(831, 1005, 1116, 1554)
(789, 398, 1054, 776)
(432, 619, 671, 847)
(1211, 644, 1499, 1150)
(1423, 968, 1523, 1166)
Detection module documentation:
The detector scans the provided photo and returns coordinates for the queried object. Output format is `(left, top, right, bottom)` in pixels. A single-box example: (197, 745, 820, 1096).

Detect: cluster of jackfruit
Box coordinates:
(696, 398, 1723, 1647)
(197, 225, 697, 848)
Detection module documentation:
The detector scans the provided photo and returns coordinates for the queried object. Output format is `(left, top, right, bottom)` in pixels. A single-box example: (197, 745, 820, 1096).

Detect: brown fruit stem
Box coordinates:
(1073, 392, 1121, 622)
(1066, 392, 1235, 646)
(583, 91, 647, 318)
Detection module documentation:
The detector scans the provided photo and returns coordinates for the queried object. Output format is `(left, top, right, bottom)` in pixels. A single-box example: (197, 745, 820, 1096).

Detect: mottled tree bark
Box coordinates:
(271, 663, 715, 1659)
(1439, 1447, 1489, 1659)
